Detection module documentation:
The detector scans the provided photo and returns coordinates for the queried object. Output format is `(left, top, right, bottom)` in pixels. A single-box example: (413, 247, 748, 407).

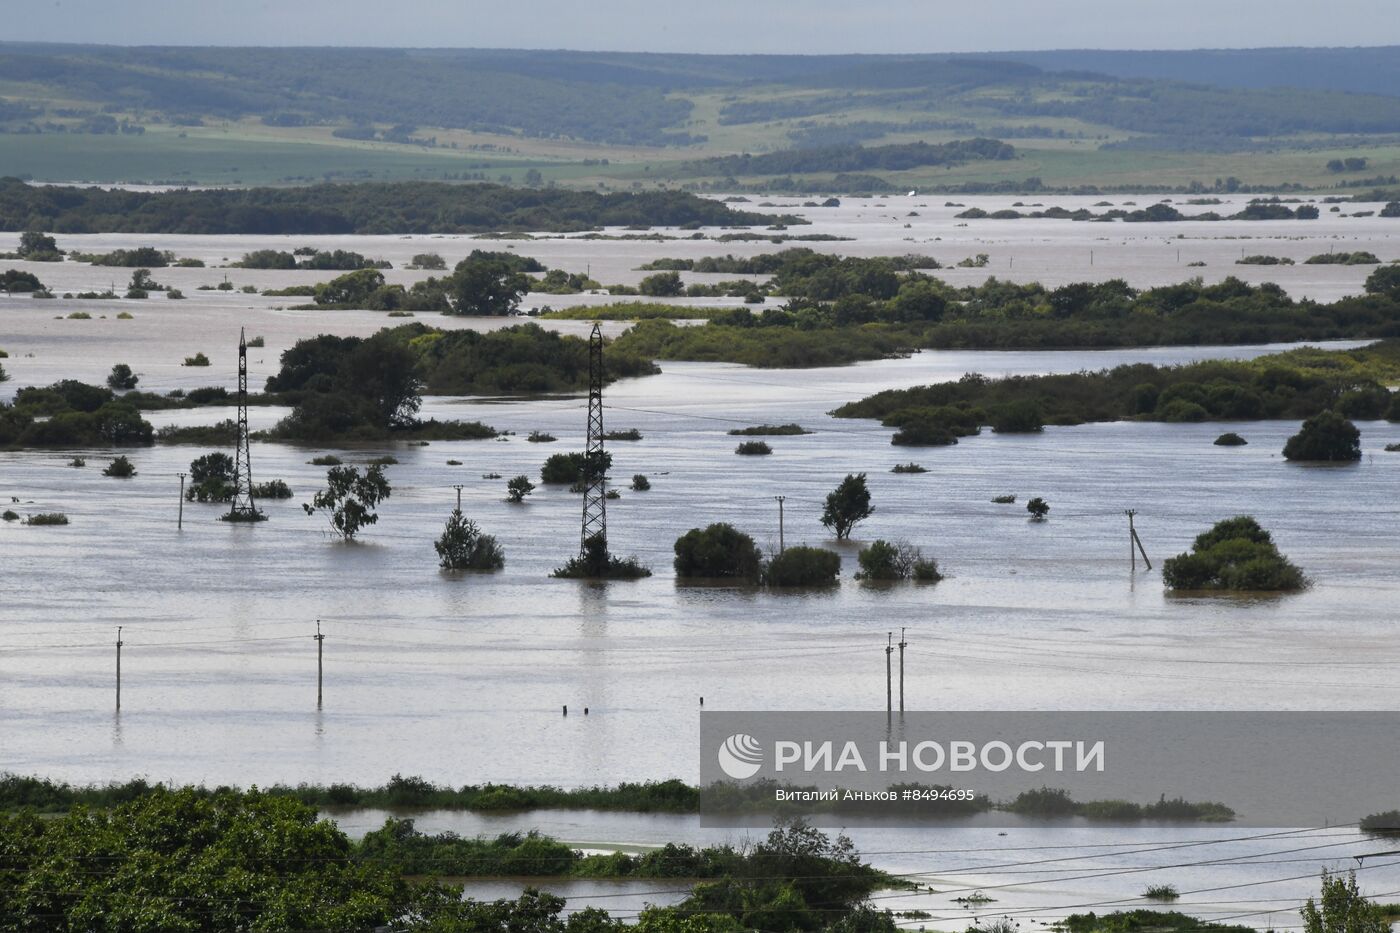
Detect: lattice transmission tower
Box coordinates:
(579, 322, 607, 553)
(224, 328, 265, 523)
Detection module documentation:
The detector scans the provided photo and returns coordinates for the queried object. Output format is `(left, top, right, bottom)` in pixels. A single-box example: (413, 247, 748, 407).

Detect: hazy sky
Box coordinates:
(10, 0, 1400, 53)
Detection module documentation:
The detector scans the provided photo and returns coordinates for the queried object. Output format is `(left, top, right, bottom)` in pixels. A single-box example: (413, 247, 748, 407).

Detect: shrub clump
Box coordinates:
(890, 462, 927, 473)
(25, 513, 69, 525)
(735, 440, 772, 455)
(182, 352, 211, 367)
(309, 455, 343, 466)
(764, 546, 841, 587)
(1162, 516, 1307, 592)
(552, 533, 651, 580)
(435, 512, 505, 570)
(102, 456, 137, 477)
(252, 479, 293, 499)
(673, 523, 763, 582)
(1214, 432, 1248, 446)
(631, 474, 650, 491)
(1283, 411, 1361, 462)
(728, 423, 810, 436)
(992, 494, 1016, 503)
(855, 539, 942, 583)
(1026, 497, 1050, 520)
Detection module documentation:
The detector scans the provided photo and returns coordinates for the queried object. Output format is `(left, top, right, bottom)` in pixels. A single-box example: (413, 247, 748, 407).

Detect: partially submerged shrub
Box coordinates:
(1283, 411, 1361, 462)
(1214, 432, 1248, 446)
(252, 479, 293, 499)
(506, 475, 535, 503)
(527, 431, 557, 443)
(1026, 497, 1050, 520)
(890, 463, 927, 473)
(2, 510, 18, 521)
(1162, 515, 1307, 592)
(309, 455, 343, 466)
(728, 423, 810, 436)
(435, 511, 505, 570)
(735, 440, 772, 455)
(102, 455, 136, 477)
(552, 532, 651, 580)
(992, 494, 1016, 503)
(764, 546, 840, 587)
(674, 523, 763, 582)
(604, 428, 642, 441)
(25, 513, 69, 525)
(631, 474, 651, 491)
(855, 539, 943, 583)
(182, 352, 211, 367)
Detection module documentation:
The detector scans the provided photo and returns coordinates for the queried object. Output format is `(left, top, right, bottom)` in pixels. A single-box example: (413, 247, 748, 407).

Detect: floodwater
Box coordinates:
(2, 203, 1399, 927)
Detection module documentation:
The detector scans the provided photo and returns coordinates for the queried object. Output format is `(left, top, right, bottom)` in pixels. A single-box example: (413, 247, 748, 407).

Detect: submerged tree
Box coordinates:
(187, 451, 235, 502)
(854, 539, 942, 583)
(673, 523, 763, 582)
(303, 464, 392, 541)
(821, 473, 873, 540)
(1283, 410, 1362, 462)
(1026, 497, 1050, 520)
(1162, 515, 1306, 592)
(435, 511, 505, 570)
(106, 363, 138, 391)
(505, 475, 535, 503)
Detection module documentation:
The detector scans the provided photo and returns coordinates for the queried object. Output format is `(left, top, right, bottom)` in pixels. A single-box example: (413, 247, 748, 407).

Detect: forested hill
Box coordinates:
(0, 180, 786, 234)
(980, 47, 1400, 98)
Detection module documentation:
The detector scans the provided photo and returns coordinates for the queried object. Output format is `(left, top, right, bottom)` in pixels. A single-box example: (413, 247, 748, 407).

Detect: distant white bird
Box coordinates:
(907, 190, 917, 196)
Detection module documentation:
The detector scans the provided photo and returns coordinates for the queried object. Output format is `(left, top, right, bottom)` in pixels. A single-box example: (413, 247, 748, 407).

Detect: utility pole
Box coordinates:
(315, 620, 325, 709)
(177, 472, 186, 529)
(1125, 510, 1152, 571)
(115, 626, 123, 712)
(898, 627, 907, 713)
(453, 484, 463, 513)
(774, 496, 786, 553)
(885, 632, 893, 714)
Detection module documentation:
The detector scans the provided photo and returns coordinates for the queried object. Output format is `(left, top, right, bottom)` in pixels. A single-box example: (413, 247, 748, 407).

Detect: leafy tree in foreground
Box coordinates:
(435, 511, 505, 570)
(1283, 410, 1362, 462)
(674, 523, 763, 582)
(106, 363, 138, 391)
(1301, 870, 1390, 933)
(303, 464, 392, 541)
(1162, 515, 1307, 592)
(821, 473, 873, 540)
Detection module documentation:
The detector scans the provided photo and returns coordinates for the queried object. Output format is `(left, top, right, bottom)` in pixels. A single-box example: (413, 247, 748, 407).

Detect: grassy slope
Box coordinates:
(5, 48, 1400, 191)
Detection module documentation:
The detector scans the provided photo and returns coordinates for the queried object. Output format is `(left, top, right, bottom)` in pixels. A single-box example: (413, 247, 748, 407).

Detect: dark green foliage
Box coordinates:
(408, 252, 447, 270)
(528, 431, 557, 442)
(0, 510, 16, 521)
(1060, 911, 1255, 933)
(1162, 516, 1307, 592)
(16, 231, 62, 261)
(155, 420, 238, 445)
(1143, 885, 1180, 901)
(992, 494, 1016, 503)
(0, 386, 153, 448)
(552, 533, 651, 580)
(764, 546, 841, 587)
(411, 322, 658, 394)
(506, 475, 535, 502)
(0, 788, 436, 930)
(891, 420, 959, 446)
(435, 511, 505, 570)
(1283, 411, 1362, 462)
(1359, 810, 1400, 836)
(447, 256, 529, 316)
(639, 271, 684, 297)
(991, 399, 1044, 433)
(1026, 497, 1050, 520)
(728, 423, 810, 436)
(252, 479, 293, 499)
(631, 474, 651, 490)
(266, 330, 426, 440)
(0, 179, 772, 234)
(540, 450, 611, 485)
(0, 269, 43, 292)
(313, 268, 386, 306)
(821, 473, 873, 540)
(106, 363, 138, 390)
(603, 428, 642, 441)
(303, 464, 392, 541)
(1012, 787, 1234, 822)
(838, 342, 1400, 435)
(890, 462, 927, 473)
(1365, 265, 1400, 298)
(187, 452, 235, 502)
(855, 539, 942, 583)
(234, 248, 299, 269)
(310, 454, 342, 465)
(1215, 432, 1248, 446)
(24, 512, 69, 526)
(735, 440, 772, 455)
(1304, 251, 1381, 265)
(182, 352, 210, 366)
(674, 523, 763, 582)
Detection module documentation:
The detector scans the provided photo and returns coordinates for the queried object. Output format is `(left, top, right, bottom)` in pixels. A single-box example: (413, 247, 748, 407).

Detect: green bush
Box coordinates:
(553, 533, 651, 580)
(764, 546, 840, 587)
(541, 451, 610, 484)
(890, 463, 927, 473)
(674, 523, 763, 582)
(252, 479, 293, 499)
(735, 440, 772, 455)
(182, 352, 211, 367)
(102, 455, 136, 477)
(891, 420, 958, 446)
(1283, 411, 1361, 462)
(855, 539, 942, 583)
(1214, 432, 1248, 446)
(1162, 516, 1306, 592)
(24, 513, 69, 525)
(991, 400, 1044, 433)
(1026, 497, 1050, 520)
(631, 474, 651, 490)
(728, 423, 810, 436)
(2, 510, 18, 521)
(309, 455, 343, 465)
(435, 511, 505, 570)
(506, 475, 535, 503)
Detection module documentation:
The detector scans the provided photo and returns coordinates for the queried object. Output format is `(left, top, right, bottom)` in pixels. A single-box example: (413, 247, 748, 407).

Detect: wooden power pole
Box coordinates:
(1126, 510, 1152, 571)
(315, 620, 325, 709)
(898, 627, 907, 712)
(774, 496, 786, 553)
(115, 626, 123, 712)
(885, 632, 893, 714)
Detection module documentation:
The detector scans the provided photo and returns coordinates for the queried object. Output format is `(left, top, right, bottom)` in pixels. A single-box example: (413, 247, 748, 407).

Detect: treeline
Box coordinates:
(683, 137, 1015, 177)
(832, 340, 1400, 443)
(0, 178, 786, 235)
(610, 266, 1400, 367)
